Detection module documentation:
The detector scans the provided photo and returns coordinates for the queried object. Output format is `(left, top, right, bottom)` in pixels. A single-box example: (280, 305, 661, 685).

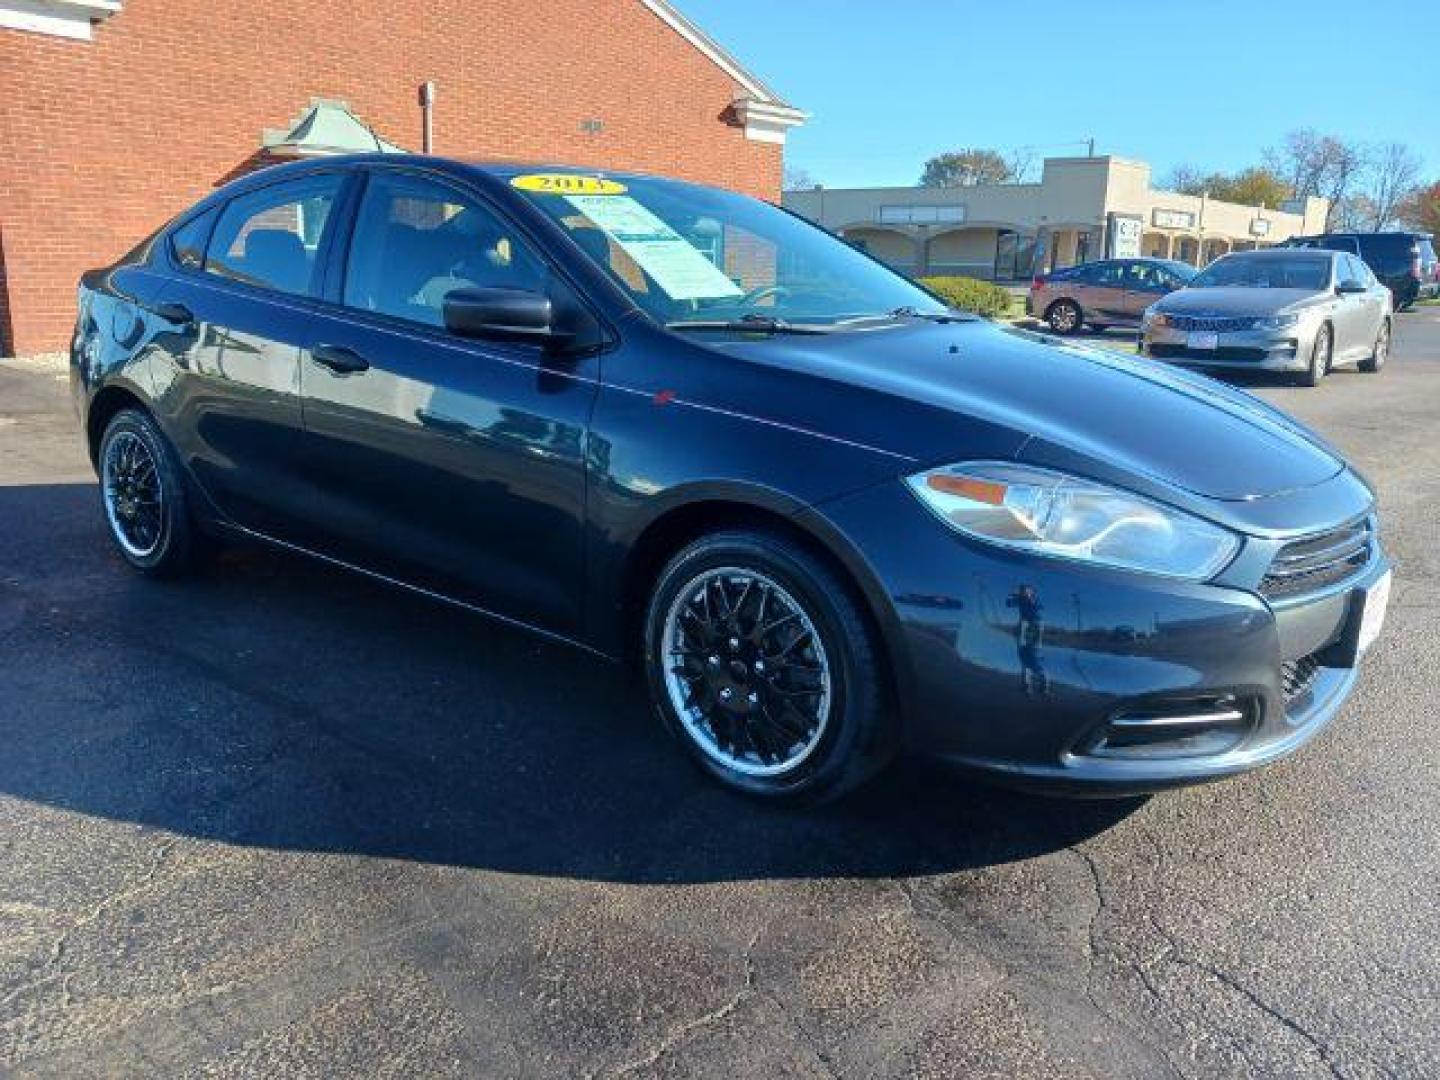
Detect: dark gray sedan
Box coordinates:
(1140, 249, 1393, 385)
(71, 157, 1392, 803)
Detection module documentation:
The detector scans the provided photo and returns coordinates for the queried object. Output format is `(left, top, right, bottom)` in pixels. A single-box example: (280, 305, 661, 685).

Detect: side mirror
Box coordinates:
(442, 287, 574, 347)
(1336, 279, 1367, 295)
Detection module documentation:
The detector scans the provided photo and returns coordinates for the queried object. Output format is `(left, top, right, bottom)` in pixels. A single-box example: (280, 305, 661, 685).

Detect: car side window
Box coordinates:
(1094, 262, 1127, 287)
(343, 171, 552, 329)
(170, 207, 219, 270)
(1343, 254, 1368, 285)
(1124, 262, 1166, 291)
(204, 174, 344, 297)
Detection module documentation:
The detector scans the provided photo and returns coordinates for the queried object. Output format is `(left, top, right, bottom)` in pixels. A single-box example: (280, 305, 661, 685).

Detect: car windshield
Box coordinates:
(508, 172, 948, 328)
(1190, 254, 1331, 290)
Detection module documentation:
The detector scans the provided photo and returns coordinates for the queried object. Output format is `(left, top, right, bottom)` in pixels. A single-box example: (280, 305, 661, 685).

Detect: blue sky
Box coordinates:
(673, 0, 1438, 189)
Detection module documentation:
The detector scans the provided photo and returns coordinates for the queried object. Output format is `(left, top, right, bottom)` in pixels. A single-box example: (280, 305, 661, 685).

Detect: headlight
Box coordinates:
(904, 463, 1239, 581)
(1145, 311, 1170, 329)
(1254, 313, 1299, 331)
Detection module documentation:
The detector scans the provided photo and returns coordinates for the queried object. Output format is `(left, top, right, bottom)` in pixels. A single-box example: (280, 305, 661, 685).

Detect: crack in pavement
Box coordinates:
(1072, 847, 1187, 1079)
(598, 926, 763, 1078)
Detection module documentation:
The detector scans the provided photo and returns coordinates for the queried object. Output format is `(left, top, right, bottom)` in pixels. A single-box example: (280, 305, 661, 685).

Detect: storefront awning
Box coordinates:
(262, 100, 406, 158)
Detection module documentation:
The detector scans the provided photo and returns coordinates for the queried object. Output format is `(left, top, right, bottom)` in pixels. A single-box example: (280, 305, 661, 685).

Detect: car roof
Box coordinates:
(1223, 247, 1334, 258)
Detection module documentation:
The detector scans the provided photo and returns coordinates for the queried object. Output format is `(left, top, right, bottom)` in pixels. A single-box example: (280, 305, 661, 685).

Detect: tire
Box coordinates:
(642, 530, 893, 804)
(1046, 299, 1082, 335)
(1360, 320, 1390, 373)
(1301, 324, 1332, 387)
(97, 408, 202, 576)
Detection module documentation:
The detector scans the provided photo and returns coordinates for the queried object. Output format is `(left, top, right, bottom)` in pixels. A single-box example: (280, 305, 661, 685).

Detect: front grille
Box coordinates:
(1261, 520, 1373, 599)
(1281, 654, 1322, 705)
(1150, 344, 1270, 362)
(1166, 315, 1257, 332)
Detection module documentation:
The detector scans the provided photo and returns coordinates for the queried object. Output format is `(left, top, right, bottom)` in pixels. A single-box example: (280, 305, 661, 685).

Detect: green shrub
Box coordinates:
(917, 275, 1013, 319)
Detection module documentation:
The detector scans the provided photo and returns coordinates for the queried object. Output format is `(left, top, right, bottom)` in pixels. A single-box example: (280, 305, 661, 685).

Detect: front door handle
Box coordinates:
(311, 344, 370, 374)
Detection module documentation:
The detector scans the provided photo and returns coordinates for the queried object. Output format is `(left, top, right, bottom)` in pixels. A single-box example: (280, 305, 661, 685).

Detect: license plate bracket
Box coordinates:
(1326, 570, 1392, 668)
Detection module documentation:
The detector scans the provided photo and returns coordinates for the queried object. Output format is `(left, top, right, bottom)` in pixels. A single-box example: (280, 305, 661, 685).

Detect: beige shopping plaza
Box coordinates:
(783, 155, 1330, 282)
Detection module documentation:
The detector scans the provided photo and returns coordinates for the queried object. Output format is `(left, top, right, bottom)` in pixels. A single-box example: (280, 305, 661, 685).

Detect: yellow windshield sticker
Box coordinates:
(511, 174, 627, 196)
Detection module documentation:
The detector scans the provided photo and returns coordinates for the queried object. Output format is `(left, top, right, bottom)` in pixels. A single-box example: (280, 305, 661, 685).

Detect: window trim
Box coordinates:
(198, 170, 352, 300)
(326, 161, 613, 349)
(166, 205, 220, 272)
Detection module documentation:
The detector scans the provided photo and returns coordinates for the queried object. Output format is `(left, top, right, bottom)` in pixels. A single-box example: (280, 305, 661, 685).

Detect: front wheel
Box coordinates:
(1360, 320, 1390, 373)
(1046, 299, 1082, 335)
(643, 530, 893, 803)
(1302, 324, 1332, 387)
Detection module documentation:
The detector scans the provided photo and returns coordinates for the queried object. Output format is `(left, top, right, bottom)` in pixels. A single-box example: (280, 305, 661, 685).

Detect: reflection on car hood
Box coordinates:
(1157, 287, 1325, 317)
(703, 320, 1343, 503)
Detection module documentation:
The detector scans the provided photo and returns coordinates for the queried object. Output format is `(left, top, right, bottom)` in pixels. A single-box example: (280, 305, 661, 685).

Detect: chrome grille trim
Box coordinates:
(1167, 314, 1258, 332)
(1261, 519, 1373, 599)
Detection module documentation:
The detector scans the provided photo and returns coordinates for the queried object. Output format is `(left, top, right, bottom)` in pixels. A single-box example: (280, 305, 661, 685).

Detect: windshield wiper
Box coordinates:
(665, 313, 831, 335)
(888, 305, 973, 322)
(834, 306, 975, 326)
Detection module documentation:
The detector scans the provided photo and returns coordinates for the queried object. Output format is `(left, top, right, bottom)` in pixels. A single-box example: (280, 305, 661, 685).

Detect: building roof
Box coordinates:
(262, 100, 406, 158)
(639, 0, 793, 108)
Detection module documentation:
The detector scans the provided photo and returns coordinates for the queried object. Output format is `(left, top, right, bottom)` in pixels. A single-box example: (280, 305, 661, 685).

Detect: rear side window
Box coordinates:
(1355, 234, 1415, 274)
(169, 207, 218, 270)
(205, 174, 345, 297)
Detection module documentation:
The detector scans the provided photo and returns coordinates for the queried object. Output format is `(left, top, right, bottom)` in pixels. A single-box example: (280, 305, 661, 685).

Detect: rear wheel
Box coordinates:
(643, 530, 893, 803)
(1046, 299, 1082, 335)
(1360, 320, 1390, 373)
(98, 408, 202, 576)
(1302, 324, 1332, 387)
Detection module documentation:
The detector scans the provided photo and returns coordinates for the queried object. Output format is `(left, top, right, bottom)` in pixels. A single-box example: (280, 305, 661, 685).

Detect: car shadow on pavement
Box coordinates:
(0, 482, 1142, 885)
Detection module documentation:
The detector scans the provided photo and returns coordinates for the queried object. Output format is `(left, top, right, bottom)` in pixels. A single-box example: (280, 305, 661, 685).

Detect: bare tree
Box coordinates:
(1004, 148, 1038, 184)
(1366, 142, 1422, 230)
(782, 165, 819, 192)
(1264, 129, 1368, 229)
(1163, 164, 1209, 194)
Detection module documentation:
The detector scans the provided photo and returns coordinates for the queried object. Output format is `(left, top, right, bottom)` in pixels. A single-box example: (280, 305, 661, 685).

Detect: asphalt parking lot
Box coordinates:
(3, 313, 1439, 1078)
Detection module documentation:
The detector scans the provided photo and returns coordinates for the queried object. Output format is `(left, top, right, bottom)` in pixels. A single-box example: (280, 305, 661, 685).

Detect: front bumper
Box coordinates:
(1140, 323, 1317, 372)
(812, 480, 1387, 795)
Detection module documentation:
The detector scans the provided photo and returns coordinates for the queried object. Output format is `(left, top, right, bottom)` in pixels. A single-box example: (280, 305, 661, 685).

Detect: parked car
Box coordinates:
(1028, 257, 1196, 334)
(1282, 232, 1439, 309)
(72, 156, 1390, 803)
(1140, 248, 1393, 386)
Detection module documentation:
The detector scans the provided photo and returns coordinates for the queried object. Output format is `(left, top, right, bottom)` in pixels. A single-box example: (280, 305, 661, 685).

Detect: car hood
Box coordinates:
(1157, 287, 1324, 317)
(702, 320, 1343, 503)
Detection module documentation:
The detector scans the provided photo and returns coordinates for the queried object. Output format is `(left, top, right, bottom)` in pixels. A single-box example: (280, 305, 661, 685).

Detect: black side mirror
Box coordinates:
(442, 287, 574, 348)
(1336, 279, 1367, 295)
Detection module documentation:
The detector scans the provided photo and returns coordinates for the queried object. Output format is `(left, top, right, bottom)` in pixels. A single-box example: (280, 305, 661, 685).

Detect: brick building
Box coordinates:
(0, 0, 805, 355)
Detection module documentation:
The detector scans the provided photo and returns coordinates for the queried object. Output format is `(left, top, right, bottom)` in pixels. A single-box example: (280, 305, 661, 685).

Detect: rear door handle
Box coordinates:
(311, 344, 370, 374)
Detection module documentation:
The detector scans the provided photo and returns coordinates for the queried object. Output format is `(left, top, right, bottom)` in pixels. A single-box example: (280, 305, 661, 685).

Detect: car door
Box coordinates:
(1081, 261, 1131, 323)
(1121, 261, 1174, 322)
(1334, 254, 1377, 362)
(296, 166, 600, 635)
(150, 171, 350, 537)
(1349, 255, 1389, 356)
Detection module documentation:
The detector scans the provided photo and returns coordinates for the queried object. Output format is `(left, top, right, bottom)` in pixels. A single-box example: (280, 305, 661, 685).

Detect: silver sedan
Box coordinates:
(1139, 249, 1393, 386)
